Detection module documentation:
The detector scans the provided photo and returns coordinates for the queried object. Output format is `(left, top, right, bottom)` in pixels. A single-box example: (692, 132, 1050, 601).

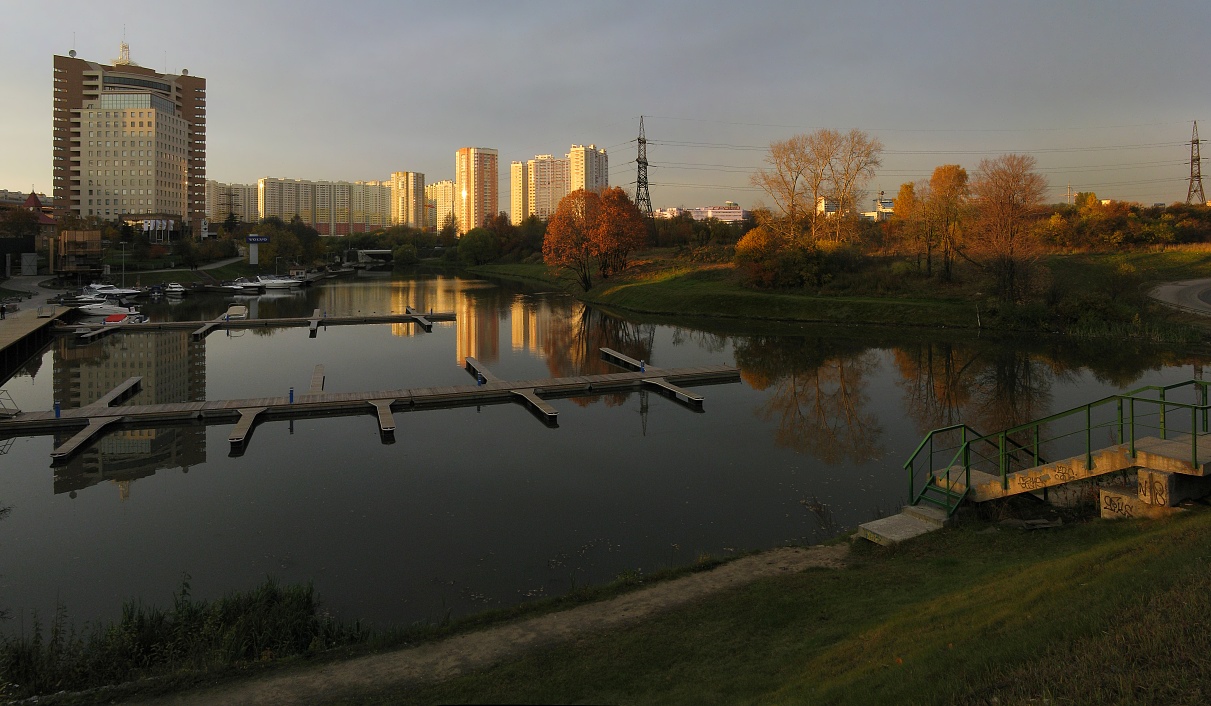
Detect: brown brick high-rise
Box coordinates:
(53, 43, 206, 236)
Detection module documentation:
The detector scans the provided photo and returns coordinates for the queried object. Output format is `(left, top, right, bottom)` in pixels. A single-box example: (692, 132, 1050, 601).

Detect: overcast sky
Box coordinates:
(2, 0, 1208, 211)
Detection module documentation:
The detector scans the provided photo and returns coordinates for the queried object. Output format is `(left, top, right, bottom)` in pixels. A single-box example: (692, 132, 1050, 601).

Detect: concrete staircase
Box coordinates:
(857, 504, 949, 546)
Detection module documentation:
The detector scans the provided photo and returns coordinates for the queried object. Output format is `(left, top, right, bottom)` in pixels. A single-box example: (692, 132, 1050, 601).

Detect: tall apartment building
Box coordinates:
(568, 144, 608, 193)
(454, 147, 498, 234)
(510, 145, 608, 223)
(509, 161, 528, 226)
(205, 180, 258, 224)
(258, 178, 392, 235)
(426, 179, 456, 232)
(387, 171, 426, 228)
(53, 42, 206, 235)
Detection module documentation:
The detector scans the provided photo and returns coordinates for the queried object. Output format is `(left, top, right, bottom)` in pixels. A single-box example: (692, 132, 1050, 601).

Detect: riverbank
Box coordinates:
(470, 249, 1211, 343)
(18, 504, 1208, 704)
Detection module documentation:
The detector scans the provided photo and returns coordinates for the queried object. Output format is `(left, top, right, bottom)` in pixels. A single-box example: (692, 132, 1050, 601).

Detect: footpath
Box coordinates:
(133, 544, 847, 706)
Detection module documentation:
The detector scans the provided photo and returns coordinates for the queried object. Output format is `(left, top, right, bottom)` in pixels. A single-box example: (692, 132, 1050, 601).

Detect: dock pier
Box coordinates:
(1, 348, 741, 462)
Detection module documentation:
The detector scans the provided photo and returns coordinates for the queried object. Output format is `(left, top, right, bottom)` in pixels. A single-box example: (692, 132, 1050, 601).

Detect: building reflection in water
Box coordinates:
(51, 332, 207, 498)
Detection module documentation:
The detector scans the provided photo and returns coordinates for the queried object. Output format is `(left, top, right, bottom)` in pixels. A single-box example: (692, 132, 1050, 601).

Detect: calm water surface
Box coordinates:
(1, 273, 1206, 630)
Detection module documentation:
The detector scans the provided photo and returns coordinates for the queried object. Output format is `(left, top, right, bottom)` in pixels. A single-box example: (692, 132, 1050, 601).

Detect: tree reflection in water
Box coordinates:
(539, 304, 655, 408)
(735, 336, 885, 464)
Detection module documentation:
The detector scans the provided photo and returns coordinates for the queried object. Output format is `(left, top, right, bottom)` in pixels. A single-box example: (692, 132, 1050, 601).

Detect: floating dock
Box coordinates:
(0, 348, 740, 462)
(59, 310, 456, 341)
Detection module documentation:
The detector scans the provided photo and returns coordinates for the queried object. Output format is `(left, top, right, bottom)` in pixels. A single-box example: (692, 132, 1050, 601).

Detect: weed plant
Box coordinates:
(0, 575, 365, 700)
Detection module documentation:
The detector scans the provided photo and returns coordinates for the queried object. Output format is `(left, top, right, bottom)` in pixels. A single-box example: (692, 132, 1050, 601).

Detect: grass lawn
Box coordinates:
(332, 508, 1211, 705)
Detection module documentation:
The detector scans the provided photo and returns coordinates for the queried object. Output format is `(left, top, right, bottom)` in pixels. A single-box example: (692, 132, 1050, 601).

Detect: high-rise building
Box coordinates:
(455, 147, 498, 234)
(53, 42, 206, 235)
(510, 161, 529, 226)
(425, 179, 456, 232)
(528, 154, 569, 220)
(258, 178, 392, 235)
(388, 171, 426, 228)
(205, 180, 258, 224)
(568, 144, 608, 194)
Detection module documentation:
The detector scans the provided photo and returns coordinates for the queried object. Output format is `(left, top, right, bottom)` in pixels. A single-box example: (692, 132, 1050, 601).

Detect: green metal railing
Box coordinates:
(905, 379, 1211, 517)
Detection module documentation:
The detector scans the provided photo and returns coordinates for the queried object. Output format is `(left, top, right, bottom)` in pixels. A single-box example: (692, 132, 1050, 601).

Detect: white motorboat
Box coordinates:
(253, 274, 302, 289)
(165, 282, 187, 296)
(220, 277, 264, 292)
(86, 283, 142, 298)
(77, 302, 142, 317)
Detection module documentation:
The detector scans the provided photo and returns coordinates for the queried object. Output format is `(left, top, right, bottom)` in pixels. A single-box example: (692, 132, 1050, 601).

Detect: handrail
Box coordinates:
(906, 379, 1211, 516)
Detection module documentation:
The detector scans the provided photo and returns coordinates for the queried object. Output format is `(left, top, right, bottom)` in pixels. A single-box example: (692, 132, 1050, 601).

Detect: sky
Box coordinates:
(2, 0, 1209, 211)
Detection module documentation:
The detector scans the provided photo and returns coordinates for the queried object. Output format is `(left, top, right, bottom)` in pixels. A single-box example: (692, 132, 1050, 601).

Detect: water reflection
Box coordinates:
(50, 334, 206, 496)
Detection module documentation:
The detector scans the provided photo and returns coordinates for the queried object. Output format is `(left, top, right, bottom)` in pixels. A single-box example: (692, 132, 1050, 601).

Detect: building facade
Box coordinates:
(388, 171, 426, 228)
(53, 43, 206, 236)
(205, 180, 258, 224)
(568, 144, 608, 194)
(258, 178, 392, 235)
(426, 179, 456, 232)
(509, 161, 529, 226)
(455, 147, 498, 234)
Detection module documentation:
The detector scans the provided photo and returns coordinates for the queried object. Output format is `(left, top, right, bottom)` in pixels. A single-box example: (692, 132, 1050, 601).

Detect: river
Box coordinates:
(0, 272, 1205, 630)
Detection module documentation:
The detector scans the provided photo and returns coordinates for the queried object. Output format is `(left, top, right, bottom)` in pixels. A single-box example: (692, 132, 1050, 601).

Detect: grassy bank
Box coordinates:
(472, 250, 1211, 342)
(336, 508, 1211, 705)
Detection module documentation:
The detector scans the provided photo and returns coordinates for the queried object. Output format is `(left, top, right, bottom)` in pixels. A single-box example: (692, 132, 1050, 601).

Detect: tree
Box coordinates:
(823, 129, 884, 243)
(0, 208, 40, 240)
(438, 213, 459, 248)
(544, 189, 601, 290)
(223, 211, 239, 233)
(458, 227, 499, 265)
(893, 181, 935, 275)
(929, 164, 968, 280)
(593, 187, 647, 278)
(969, 154, 1048, 301)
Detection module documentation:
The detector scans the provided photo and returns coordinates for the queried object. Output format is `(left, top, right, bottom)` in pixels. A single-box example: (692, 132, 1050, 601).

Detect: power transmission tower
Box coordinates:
(635, 115, 653, 219)
(1189, 121, 1206, 205)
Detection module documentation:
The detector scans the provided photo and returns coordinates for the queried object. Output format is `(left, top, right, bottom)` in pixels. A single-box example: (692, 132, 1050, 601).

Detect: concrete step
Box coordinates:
(902, 503, 950, 528)
(1099, 484, 1184, 520)
(857, 511, 943, 546)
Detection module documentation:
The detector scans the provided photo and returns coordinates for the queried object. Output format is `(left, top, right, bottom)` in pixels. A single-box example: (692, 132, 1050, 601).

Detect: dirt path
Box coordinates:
(1149, 278, 1211, 316)
(138, 544, 848, 705)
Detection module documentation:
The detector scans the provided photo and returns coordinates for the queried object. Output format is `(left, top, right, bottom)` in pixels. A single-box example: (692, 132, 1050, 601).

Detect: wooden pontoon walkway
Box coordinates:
(62, 310, 455, 341)
(0, 348, 740, 461)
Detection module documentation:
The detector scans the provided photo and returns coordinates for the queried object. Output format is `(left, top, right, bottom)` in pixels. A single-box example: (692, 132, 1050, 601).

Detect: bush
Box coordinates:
(392, 243, 419, 267)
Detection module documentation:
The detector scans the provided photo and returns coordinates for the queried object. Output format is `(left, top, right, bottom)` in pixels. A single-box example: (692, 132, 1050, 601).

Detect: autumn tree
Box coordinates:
(823, 129, 884, 243)
(893, 181, 936, 275)
(968, 154, 1048, 301)
(929, 164, 968, 281)
(544, 189, 601, 290)
(593, 187, 647, 278)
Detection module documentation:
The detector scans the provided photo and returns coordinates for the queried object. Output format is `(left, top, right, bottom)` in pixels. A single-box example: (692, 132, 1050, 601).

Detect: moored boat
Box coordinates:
(165, 282, 187, 296)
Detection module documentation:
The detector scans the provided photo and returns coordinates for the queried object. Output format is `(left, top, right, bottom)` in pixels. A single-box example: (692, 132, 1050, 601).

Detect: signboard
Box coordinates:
(246, 235, 269, 243)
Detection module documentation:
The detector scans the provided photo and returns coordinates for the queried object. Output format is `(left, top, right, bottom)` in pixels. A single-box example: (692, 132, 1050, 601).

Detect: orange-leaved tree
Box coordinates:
(593, 187, 647, 279)
(544, 189, 601, 290)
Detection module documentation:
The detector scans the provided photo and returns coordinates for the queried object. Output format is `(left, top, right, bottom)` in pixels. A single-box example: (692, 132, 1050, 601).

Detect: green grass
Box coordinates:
(327, 509, 1211, 705)
(108, 270, 208, 286)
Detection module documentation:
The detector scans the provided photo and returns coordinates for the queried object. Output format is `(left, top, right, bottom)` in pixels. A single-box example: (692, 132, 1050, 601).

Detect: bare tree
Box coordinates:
(823, 129, 884, 242)
(969, 154, 1048, 301)
(752, 129, 882, 246)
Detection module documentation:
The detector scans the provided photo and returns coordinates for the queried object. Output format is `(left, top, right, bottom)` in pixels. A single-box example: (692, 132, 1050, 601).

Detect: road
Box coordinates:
(1148, 278, 1211, 316)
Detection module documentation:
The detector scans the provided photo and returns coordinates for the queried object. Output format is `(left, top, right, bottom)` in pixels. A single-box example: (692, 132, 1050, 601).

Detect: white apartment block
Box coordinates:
(388, 171, 426, 228)
(205, 180, 258, 223)
(258, 177, 392, 235)
(510, 161, 529, 226)
(426, 179, 456, 232)
(510, 145, 608, 222)
(568, 144, 608, 193)
(653, 201, 749, 225)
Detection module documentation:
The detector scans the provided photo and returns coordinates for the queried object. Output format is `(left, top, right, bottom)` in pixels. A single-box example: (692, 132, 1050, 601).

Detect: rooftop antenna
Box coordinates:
(1188, 121, 1206, 205)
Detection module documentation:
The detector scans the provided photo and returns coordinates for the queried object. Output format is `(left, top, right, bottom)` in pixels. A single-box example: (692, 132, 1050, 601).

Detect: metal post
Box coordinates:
(1033, 425, 1040, 467)
(289, 387, 294, 404)
(1086, 404, 1093, 471)
(1202, 383, 1208, 433)
(999, 431, 1007, 489)
(1160, 390, 1167, 440)
(1117, 398, 1124, 444)
(54, 400, 60, 418)
(1193, 405, 1199, 468)
(1129, 397, 1137, 457)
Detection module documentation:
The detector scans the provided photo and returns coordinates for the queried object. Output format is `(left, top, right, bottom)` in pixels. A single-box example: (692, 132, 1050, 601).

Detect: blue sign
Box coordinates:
(246, 235, 269, 243)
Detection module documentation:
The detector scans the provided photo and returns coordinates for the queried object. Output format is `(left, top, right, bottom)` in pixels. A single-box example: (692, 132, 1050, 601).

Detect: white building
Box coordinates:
(258, 177, 392, 235)
(568, 144, 608, 194)
(654, 202, 749, 225)
(426, 179, 457, 232)
(860, 197, 895, 222)
(388, 171, 426, 228)
(205, 180, 258, 224)
(527, 154, 569, 220)
(510, 161, 529, 226)
(455, 147, 498, 234)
